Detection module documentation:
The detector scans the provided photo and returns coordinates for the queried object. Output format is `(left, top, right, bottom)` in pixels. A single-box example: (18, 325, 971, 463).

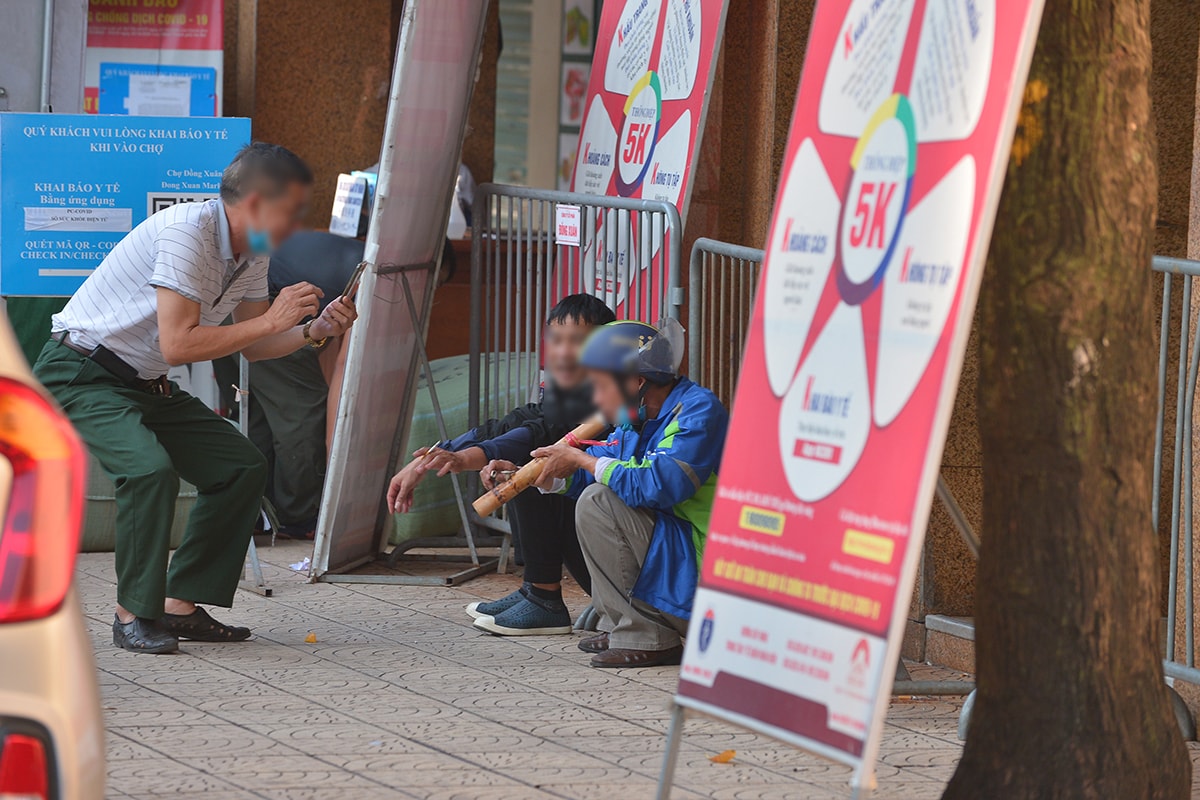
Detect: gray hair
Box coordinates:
(220, 142, 313, 202)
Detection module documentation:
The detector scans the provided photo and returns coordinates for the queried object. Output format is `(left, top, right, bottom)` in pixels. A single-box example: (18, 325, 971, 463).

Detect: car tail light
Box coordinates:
(0, 378, 86, 624)
(0, 732, 49, 800)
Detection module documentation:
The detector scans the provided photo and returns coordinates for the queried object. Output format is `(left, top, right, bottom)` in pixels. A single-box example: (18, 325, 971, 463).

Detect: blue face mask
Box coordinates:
(615, 404, 645, 431)
(246, 225, 274, 256)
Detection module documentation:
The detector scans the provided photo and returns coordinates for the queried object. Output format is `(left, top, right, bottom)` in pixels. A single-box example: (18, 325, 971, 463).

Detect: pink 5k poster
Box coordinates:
(675, 0, 1044, 788)
(569, 0, 728, 316)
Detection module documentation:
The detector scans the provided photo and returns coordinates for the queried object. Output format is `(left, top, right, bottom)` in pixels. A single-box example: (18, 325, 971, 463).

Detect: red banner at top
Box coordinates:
(87, 0, 223, 51)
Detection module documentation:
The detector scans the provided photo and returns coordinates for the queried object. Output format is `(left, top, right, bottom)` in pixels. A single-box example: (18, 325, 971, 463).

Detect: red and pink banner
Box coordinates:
(568, 0, 728, 319)
(675, 0, 1044, 788)
(84, 0, 224, 116)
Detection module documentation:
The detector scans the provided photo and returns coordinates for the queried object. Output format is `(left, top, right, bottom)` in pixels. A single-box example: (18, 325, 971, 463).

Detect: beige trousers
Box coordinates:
(575, 484, 688, 651)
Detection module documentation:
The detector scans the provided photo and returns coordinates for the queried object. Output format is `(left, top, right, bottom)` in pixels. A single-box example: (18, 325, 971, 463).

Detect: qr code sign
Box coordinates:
(147, 193, 218, 216)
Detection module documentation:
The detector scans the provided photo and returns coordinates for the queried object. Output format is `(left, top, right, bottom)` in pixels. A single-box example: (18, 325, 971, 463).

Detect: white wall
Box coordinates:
(0, 0, 88, 113)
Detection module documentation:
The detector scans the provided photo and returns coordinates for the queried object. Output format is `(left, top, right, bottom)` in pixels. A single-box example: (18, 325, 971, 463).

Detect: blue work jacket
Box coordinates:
(562, 377, 728, 619)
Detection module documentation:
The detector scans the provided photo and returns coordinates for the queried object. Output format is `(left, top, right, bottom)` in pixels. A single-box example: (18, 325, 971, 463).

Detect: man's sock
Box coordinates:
(524, 583, 566, 608)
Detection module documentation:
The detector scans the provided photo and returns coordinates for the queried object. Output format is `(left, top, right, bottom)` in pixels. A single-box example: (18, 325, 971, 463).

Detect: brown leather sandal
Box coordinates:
(590, 645, 683, 669)
(578, 632, 610, 653)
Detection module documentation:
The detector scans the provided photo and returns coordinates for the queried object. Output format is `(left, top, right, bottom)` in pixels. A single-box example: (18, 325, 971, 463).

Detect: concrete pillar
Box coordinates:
(221, 0, 503, 229)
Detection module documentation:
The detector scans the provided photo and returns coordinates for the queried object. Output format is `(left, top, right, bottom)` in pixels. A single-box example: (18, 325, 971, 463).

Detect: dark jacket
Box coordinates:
(444, 379, 596, 465)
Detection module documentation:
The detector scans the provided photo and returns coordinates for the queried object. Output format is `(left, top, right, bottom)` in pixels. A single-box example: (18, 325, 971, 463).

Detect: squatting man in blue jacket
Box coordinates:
(531, 319, 729, 668)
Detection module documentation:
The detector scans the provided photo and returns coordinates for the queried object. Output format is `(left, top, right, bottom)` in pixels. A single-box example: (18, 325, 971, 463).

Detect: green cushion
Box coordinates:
(81, 452, 197, 553)
(75, 352, 533, 550)
(391, 353, 534, 544)
(5, 297, 68, 367)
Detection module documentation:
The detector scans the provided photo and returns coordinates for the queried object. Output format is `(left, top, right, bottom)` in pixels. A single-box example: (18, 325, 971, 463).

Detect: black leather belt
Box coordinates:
(56, 332, 171, 396)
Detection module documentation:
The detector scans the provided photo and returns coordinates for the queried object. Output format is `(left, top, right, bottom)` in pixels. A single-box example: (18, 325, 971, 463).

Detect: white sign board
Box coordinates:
(555, 204, 582, 246)
(329, 174, 367, 238)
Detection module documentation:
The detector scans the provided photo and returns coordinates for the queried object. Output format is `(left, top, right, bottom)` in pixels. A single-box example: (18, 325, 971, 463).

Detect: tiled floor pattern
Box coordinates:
(77, 540, 1200, 799)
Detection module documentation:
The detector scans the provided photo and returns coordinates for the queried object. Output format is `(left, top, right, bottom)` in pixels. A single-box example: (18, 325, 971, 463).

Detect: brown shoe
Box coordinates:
(578, 632, 609, 653)
(590, 645, 683, 669)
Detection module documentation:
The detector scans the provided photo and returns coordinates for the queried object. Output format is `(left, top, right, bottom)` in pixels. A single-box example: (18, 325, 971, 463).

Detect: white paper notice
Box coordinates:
(126, 74, 192, 117)
(329, 174, 367, 238)
(24, 207, 133, 233)
(555, 204, 582, 246)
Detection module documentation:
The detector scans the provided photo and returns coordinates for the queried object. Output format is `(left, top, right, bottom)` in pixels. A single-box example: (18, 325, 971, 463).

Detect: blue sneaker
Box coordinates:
(465, 587, 526, 621)
(473, 595, 573, 636)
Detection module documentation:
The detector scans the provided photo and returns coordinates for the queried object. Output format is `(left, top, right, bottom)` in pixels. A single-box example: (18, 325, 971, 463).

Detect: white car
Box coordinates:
(0, 313, 104, 800)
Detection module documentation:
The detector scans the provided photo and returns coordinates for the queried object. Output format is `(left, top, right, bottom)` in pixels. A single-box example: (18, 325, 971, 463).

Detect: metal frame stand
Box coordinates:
(654, 477, 980, 798)
(656, 703, 686, 800)
(321, 264, 510, 587)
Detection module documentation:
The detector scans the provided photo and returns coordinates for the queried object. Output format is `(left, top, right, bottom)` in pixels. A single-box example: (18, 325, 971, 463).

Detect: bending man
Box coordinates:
(532, 320, 727, 668)
(34, 143, 358, 654)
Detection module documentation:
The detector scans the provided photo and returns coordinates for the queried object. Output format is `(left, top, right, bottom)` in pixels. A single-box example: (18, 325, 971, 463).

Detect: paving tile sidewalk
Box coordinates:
(78, 540, 1200, 800)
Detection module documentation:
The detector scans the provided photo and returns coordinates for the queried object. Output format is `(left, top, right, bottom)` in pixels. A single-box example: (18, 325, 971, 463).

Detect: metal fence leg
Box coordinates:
(236, 356, 272, 596)
(656, 703, 686, 800)
(957, 688, 977, 740)
(241, 536, 272, 597)
(573, 603, 602, 631)
(1168, 684, 1197, 741)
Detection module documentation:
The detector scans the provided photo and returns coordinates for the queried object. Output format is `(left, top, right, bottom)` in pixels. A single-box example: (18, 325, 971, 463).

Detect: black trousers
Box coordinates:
(213, 349, 327, 529)
(507, 489, 591, 595)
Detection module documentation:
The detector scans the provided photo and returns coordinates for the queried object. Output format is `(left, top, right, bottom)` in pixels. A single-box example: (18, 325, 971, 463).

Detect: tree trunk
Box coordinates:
(941, 0, 1191, 797)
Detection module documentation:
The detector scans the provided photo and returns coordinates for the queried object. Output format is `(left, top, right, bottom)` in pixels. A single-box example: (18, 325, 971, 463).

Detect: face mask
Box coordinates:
(246, 223, 274, 256)
(615, 403, 645, 431)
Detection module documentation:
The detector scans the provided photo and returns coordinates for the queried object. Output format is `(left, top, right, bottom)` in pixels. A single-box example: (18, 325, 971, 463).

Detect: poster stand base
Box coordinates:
(332, 265, 510, 587)
(320, 548, 502, 587)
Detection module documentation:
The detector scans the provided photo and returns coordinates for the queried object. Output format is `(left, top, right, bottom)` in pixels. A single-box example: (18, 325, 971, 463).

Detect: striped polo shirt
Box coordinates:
(52, 198, 269, 379)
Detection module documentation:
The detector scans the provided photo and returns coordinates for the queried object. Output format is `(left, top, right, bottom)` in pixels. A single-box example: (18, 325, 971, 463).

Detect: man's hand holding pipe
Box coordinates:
(530, 442, 596, 491)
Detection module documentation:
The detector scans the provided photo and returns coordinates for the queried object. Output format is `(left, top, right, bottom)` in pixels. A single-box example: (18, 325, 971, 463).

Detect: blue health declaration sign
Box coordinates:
(0, 114, 250, 297)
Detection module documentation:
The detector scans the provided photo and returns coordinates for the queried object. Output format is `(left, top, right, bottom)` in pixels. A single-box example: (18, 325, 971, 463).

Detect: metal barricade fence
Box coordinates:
(465, 184, 682, 561)
(469, 184, 683, 430)
(687, 238, 764, 408)
(1152, 256, 1200, 690)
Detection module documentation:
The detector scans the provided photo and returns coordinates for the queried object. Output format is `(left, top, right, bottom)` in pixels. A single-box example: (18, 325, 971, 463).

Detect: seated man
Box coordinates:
(385, 293, 615, 634)
(531, 319, 728, 668)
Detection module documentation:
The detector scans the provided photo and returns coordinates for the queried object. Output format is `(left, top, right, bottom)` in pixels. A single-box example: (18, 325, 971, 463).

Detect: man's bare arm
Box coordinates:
(156, 281, 358, 365)
(157, 290, 277, 365)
